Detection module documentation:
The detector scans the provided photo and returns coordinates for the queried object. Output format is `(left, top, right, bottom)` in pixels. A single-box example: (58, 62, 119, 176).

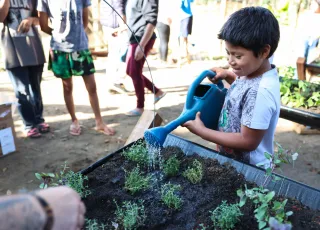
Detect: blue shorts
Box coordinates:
(180, 16, 193, 38)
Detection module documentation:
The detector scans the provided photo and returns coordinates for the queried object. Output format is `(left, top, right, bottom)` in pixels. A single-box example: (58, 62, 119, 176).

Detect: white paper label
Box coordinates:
(0, 127, 16, 155)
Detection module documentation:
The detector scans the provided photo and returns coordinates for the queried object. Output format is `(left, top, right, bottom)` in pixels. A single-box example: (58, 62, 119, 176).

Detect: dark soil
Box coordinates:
(83, 145, 320, 230)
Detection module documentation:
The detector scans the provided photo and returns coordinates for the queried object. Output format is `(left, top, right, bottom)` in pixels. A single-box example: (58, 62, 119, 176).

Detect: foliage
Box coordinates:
(278, 66, 296, 79)
(85, 219, 107, 230)
(280, 77, 320, 108)
(210, 200, 242, 230)
(163, 155, 181, 177)
(161, 183, 183, 210)
(114, 200, 146, 230)
(124, 167, 151, 195)
(237, 186, 292, 230)
(35, 162, 90, 198)
(182, 159, 203, 184)
(122, 140, 150, 167)
(257, 143, 299, 187)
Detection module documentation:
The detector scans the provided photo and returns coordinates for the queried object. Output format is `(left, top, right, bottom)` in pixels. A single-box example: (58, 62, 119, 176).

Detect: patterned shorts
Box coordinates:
(48, 49, 95, 79)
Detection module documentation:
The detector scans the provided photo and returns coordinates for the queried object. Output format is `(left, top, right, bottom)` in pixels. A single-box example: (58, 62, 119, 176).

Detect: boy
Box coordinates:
(37, 0, 115, 136)
(0, 0, 49, 138)
(182, 7, 280, 168)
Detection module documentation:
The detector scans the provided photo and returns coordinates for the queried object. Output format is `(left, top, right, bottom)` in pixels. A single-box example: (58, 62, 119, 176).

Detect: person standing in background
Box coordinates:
(124, 0, 166, 117)
(100, 0, 129, 94)
(0, 0, 50, 138)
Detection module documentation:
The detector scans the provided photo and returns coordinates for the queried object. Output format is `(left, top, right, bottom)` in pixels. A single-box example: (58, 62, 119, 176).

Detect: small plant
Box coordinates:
(237, 186, 293, 230)
(210, 200, 242, 230)
(85, 219, 107, 230)
(124, 167, 151, 195)
(122, 140, 149, 166)
(114, 200, 146, 230)
(183, 159, 203, 184)
(278, 66, 295, 79)
(163, 155, 181, 177)
(35, 162, 90, 198)
(161, 183, 183, 210)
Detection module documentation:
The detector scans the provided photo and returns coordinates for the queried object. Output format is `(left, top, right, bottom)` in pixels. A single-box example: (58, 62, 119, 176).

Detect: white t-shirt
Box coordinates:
(217, 66, 280, 168)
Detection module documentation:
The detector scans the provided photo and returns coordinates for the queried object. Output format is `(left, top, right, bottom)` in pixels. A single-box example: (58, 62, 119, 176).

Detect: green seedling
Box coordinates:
(183, 159, 203, 184)
(122, 140, 149, 166)
(210, 200, 242, 230)
(161, 183, 182, 210)
(85, 219, 107, 230)
(124, 167, 151, 195)
(114, 200, 146, 230)
(163, 155, 181, 177)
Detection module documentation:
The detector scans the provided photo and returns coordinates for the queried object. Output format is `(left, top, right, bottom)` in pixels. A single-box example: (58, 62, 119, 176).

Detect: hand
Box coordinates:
(208, 67, 229, 84)
(182, 112, 205, 136)
(134, 45, 145, 61)
(17, 18, 33, 33)
(36, 186, 86, 230)
(167, 18, 172, 25)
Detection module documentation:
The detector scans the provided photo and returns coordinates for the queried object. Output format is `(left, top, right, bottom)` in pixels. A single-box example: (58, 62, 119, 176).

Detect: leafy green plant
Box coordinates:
(161, 183, 183, 210)
(35, 162, 90, 198)
(210, 200, 242, 230)
(183, 159, 203, 184)
(278, 66, 295, 79)
(163, 155, 181, 177)
(257, 143, 299, 187)
(237, 186, 292, 230)
(114, 200, 146, 230)
(124, 167, 151, 195)
(85, 219, 107, 230)
(122, 140, 149, 166)
(280, 77, 320, 108)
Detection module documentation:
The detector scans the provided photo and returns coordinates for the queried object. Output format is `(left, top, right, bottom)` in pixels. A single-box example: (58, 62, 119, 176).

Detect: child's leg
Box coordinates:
(82, 74, 115, 135)
(62, 78, 77, 122)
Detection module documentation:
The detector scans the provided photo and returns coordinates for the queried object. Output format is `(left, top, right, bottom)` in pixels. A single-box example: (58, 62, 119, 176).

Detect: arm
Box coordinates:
(0, 194, 46, 230)
(17, 16, 40, 33)
(38, 11, 52, 35)
(183, 112, 265, 152)
(0, 0, 10, 23)
(83, 6, 89, 30)
(210, 67, 237, 85)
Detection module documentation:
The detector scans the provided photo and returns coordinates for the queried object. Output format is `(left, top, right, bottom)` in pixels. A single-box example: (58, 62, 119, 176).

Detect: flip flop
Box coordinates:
(94, 126, 116, 136)
(27, 127, 41, 138)
(70, 123, 81, 136)
(125, 109, 143, 117)
(37, 122, 50, 133)
(154, 92, 167, 104)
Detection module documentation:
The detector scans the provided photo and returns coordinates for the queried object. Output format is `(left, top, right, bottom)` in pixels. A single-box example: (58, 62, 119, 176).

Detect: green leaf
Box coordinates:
(286, 211, 293, 216)
(274, 159, 282, 164)
(256, 162, 265, 167)
(258, 221, 267, 229)
(264, 152, 272, 160)
(265, 191, 275, 202)
(35, 173, 43, 180)
(266, 168, 272, 176)
(40, 183, 45, 189)
(47, 173, 55, 178)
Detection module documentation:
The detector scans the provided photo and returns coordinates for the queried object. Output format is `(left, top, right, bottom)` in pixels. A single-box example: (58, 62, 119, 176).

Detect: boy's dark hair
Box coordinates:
(218, 6, 280, 58)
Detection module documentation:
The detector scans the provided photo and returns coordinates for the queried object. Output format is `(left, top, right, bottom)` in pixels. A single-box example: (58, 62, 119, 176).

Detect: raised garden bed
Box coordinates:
(279, 77, 320, 128)
(82, 134, 320, 230)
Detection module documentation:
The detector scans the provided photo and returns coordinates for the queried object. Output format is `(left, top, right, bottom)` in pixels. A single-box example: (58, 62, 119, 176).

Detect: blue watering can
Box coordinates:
(144, 70, 228, 147)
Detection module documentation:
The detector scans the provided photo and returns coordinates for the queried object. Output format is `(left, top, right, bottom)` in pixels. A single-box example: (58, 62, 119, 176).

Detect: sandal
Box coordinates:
(27, 128, 41, 138)
(69, 123, 81, 136)
(125, 109, 143, 117)
(37, 122, 50, 133)
(154, 92, 167, 104)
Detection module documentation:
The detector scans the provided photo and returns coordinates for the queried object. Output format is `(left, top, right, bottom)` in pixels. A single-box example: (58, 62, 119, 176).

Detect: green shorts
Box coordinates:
(48, 49, 96, 79)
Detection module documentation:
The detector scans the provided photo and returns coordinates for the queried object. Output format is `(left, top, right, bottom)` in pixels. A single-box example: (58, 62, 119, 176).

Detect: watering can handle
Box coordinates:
(186, 70, 223, 110)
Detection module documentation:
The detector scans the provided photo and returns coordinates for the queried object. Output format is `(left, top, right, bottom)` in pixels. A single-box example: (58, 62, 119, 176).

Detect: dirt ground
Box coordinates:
(0, 56, 319, 196)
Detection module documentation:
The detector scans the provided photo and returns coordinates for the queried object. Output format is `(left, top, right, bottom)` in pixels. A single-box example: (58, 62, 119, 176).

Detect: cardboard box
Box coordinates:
(0, 103, 17, 157)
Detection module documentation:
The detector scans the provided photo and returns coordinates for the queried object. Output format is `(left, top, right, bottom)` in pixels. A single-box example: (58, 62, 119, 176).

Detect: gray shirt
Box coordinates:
(1, 0, 46, 69)
(37, 0, 91, 52)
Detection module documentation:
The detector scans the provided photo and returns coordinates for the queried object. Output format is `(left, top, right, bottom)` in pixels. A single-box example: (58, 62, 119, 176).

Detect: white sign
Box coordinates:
(0, 127, 16, 155)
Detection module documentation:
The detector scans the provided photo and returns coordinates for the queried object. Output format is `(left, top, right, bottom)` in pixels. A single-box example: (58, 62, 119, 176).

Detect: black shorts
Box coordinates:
(180, 16, 193, 38)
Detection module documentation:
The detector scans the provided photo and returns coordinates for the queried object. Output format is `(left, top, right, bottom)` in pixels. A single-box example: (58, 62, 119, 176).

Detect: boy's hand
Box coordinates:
(210, 67, 237, 85)
(17, 18, 33, 33)
(182, 112, 204, 136)
(135, 45, 145, 61)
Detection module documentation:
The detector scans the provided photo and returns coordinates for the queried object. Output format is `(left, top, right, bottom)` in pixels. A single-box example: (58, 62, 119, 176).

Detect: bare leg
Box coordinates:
(62, 78, 81, 135)
(82, 74, 115, 135)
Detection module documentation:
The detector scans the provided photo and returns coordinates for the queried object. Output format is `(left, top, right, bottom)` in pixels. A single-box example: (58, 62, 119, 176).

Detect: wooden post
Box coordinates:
(296, 57, 306, 80)
(124, 110, 163, 146)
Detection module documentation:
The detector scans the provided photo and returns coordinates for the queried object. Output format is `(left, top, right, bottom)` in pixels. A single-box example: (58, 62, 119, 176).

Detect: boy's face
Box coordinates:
(224, 41, 269, 78)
